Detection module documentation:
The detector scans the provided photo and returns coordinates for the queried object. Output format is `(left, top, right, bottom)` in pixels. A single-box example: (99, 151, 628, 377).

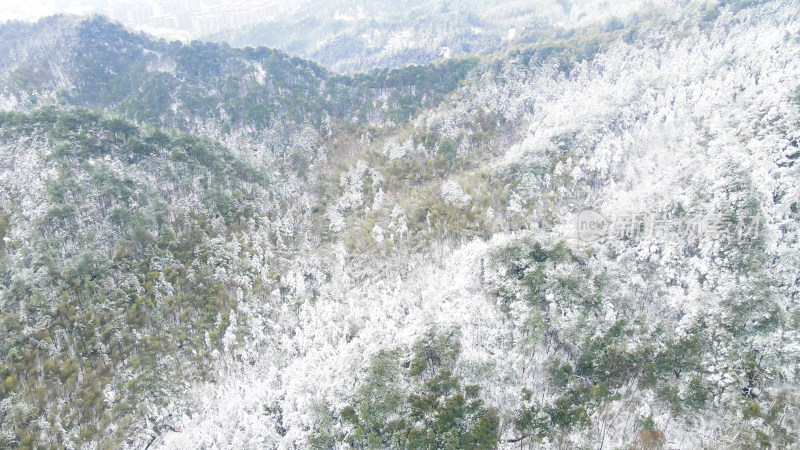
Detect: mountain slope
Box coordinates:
(0, 107, 280, 447)
(161, 1, 800, 448)
(0, 1, 798, 449)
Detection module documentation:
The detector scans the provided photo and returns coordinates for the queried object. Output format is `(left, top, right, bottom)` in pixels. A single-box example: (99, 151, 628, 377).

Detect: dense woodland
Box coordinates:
(0, 0, 798, 448)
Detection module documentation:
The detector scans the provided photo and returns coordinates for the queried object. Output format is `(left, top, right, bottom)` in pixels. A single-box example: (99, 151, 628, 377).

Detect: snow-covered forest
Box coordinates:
(0, 0, 799, 448)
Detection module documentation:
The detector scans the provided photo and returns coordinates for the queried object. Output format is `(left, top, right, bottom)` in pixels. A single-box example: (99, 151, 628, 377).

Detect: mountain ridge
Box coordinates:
(0, 14, 481, 136)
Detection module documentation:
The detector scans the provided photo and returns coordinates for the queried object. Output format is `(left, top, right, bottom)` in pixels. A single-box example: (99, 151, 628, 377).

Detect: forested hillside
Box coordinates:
(0, 15, 481, 131)
(0, 0, 799, 448)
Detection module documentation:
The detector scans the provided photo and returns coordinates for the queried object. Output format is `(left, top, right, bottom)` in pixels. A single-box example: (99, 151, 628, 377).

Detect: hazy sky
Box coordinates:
(0, 0, 302, 20)
(0, 0, 105, 22)
(0, 1, 304, 39)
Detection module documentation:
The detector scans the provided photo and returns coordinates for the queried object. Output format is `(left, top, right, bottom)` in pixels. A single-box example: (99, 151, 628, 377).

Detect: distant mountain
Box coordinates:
(201, 0, 685, 73)
(201, 0, 565, 73)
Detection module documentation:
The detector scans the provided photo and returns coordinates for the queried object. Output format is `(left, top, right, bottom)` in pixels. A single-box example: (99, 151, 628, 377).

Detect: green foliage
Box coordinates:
(576, 320, 642, 388)
(0, 210, 9, 247)
(0, 107, 272, 445)
(491, 238, 601, 311)
(438, 137, 458, 161)
(314, 328, 499, 449)
(491, 236, 755, 441)
(512, 364, 618, 443)
(512, 390, 550, 441)
(409, 328, 461, 377)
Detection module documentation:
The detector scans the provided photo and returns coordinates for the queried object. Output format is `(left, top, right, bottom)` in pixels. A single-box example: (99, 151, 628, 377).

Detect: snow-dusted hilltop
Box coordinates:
(0, 0, 799, 448)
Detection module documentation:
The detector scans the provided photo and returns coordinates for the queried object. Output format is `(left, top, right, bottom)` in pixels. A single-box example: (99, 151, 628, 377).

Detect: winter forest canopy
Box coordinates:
(0, 0, 799, 448)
